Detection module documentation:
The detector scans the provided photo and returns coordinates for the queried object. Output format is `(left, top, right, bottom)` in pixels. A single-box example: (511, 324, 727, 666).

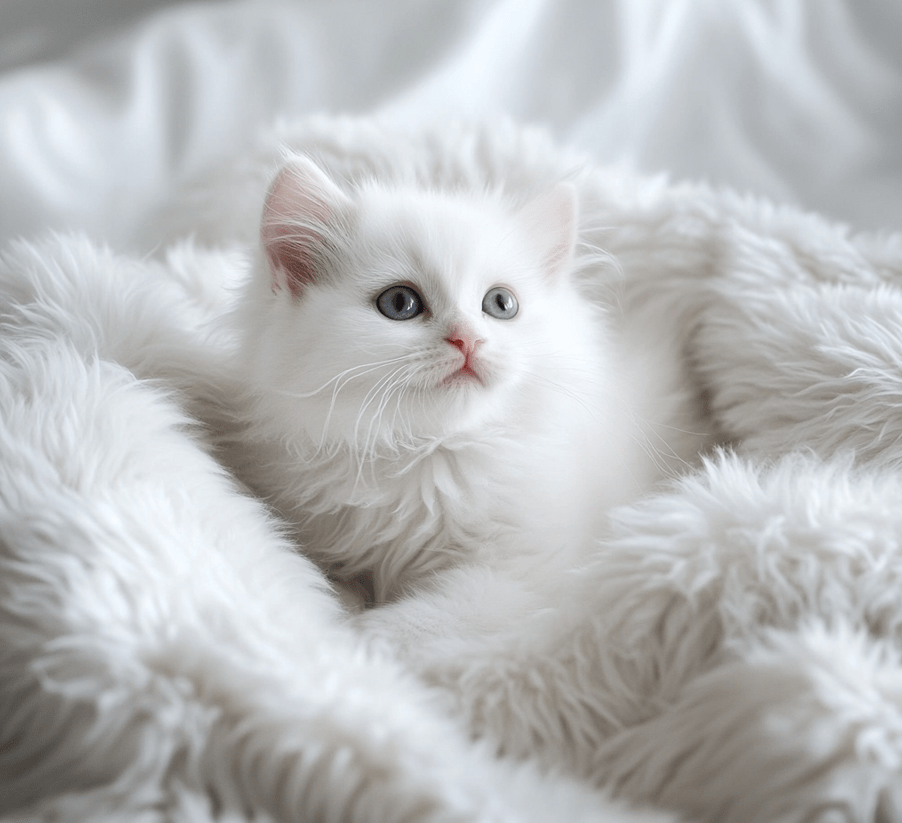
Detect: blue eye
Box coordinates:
(376, 285, 425, 321)
(482, 287, 518, 319)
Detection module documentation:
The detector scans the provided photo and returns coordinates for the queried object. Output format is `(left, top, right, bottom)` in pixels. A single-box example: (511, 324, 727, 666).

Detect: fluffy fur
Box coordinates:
(190, 118, 902, 821)
(5, 117, 902, 822)
(0, 234, 670, 823)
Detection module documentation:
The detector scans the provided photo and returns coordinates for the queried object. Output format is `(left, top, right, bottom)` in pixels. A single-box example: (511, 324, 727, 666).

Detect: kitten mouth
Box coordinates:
(442, 364, 483, 386)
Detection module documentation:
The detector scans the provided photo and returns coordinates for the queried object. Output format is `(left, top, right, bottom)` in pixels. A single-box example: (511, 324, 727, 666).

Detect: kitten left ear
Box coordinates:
(518, 183, 578, 280)
(261, 155, 351, 297)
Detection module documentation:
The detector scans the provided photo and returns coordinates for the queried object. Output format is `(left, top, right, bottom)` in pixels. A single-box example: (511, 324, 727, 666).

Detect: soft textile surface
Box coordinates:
(3, 0, 902, 246)
(4, 2, 902, 822)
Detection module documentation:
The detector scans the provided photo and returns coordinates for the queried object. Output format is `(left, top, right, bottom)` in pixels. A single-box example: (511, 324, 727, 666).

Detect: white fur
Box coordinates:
(8, 116, 902, 823)
(0, 235, 672, 823)
(189, 117, 902, 822)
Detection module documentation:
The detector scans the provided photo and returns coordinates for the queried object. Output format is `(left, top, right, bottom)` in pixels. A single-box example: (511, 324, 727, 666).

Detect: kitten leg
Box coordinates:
(356, 553, 680, 775)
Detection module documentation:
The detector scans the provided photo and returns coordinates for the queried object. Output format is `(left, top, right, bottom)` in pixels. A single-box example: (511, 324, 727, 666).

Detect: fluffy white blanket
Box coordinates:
(3, 120, 902, 822)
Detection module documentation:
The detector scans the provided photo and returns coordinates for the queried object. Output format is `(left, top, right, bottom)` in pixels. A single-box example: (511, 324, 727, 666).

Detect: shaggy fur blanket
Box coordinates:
(2, 128, 902, 823)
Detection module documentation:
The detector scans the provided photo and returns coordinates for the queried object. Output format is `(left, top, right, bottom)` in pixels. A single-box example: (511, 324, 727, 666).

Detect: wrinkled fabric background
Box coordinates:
(2, 0, 901, 248)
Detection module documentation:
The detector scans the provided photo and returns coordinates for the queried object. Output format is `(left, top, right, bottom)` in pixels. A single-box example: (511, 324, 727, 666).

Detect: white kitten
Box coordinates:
(225, 149, 711, 606)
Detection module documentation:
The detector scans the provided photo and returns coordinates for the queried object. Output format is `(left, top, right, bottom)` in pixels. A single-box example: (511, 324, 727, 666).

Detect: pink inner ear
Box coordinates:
(261, 157, 348, 297)
(519, 183, 578, 280)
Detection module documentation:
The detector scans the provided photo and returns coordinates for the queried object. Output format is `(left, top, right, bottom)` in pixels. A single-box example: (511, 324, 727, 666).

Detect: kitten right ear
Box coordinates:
(261, 155, 351, 297)
(518, 183, 578, 281)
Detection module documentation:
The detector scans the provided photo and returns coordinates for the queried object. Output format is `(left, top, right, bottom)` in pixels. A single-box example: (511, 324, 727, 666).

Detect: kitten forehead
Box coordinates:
(353, 186, 542, 292)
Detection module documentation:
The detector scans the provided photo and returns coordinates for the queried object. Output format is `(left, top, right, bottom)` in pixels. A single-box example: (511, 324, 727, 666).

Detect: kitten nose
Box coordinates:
(446, 328, 481, 358)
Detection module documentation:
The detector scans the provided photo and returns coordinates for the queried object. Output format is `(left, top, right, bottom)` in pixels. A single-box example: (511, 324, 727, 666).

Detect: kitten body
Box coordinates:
(226, 142, 709, 604)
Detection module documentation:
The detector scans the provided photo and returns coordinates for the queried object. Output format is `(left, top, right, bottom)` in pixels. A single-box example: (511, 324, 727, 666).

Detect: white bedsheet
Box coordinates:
(2, 0, 902, 250)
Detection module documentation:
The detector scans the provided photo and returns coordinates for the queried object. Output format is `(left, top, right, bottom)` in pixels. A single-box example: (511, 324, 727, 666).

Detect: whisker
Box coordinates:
(274, 352, 421, 400)
(350, 363, 417, 488)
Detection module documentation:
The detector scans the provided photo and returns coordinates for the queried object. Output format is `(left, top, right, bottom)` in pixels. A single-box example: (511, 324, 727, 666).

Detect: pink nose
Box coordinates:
(446, 330, 481, 358)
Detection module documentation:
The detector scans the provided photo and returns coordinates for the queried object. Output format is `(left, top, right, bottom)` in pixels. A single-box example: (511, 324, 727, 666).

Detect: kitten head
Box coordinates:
(238, 153, 598, 449)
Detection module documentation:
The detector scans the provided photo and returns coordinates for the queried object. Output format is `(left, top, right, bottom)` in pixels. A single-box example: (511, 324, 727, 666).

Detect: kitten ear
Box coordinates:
(518, 183, 577, 280)
(261, 155, 351, 297)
